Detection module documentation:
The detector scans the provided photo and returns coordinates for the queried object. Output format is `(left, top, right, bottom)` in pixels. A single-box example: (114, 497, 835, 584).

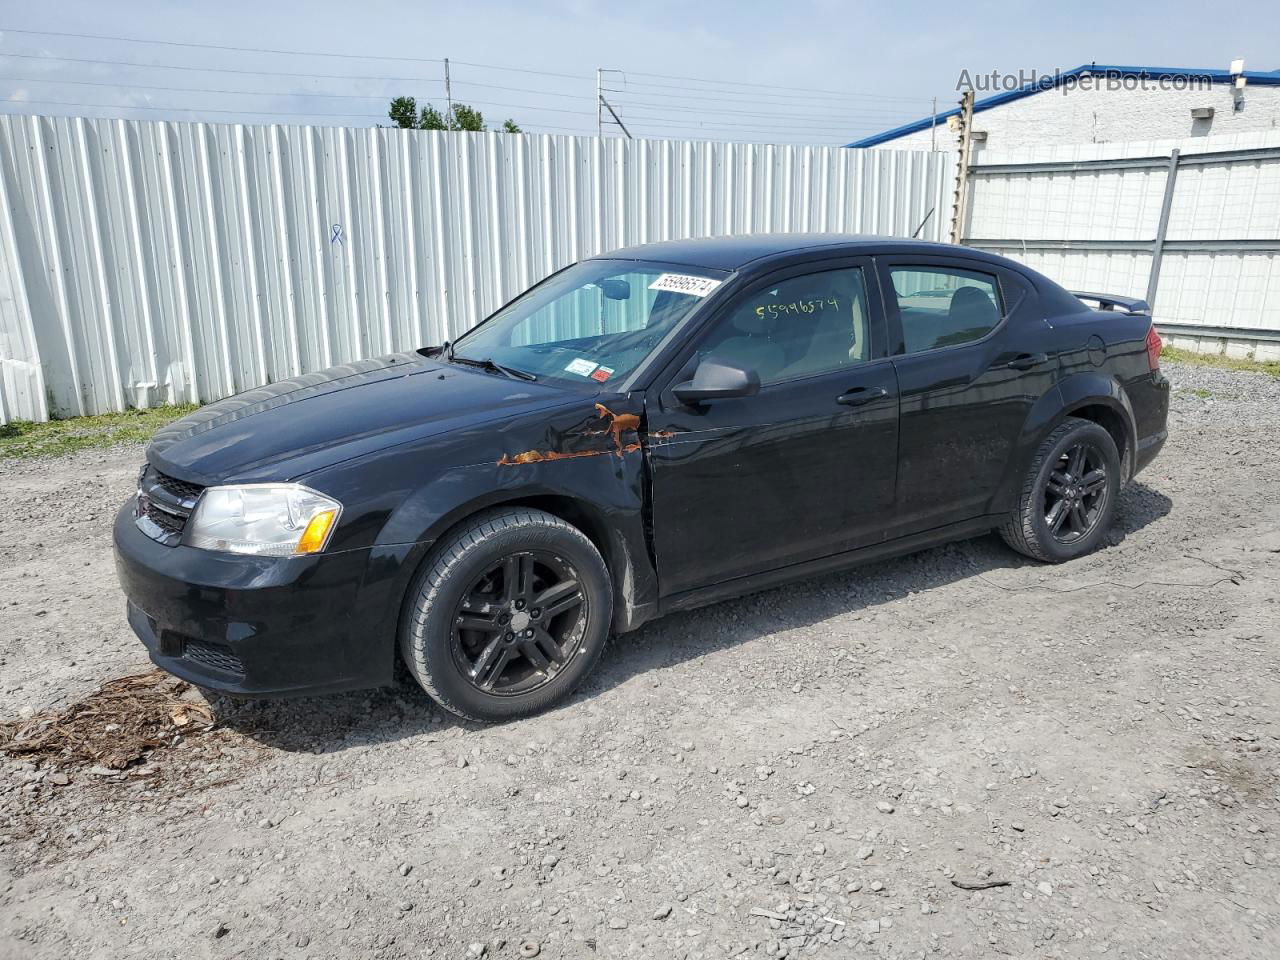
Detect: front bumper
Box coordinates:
(113, 501, 411, 697)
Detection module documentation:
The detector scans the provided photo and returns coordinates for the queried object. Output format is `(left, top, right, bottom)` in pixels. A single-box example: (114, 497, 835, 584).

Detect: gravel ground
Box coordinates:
(2, 359, 1278, 960)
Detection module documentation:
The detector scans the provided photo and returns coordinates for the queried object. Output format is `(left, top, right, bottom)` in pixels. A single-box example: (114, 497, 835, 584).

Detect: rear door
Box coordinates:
(644, 257, 900, 597)
(877, 255, 1056, 535)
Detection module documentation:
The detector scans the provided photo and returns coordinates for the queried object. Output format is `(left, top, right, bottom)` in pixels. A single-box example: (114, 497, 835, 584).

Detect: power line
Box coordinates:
(426, 97, 592, 120)
(428, 77, 588, 100)
(0, 50, 445, 84)
(623, 68, 929, 100)
(609, 107, 894, 131)
(0, 90, 594, 125)
(447, 81, 911, 123)
(0, 71, 594, 108)
(605, 77, 932, 106)
(0, 73, 419, 102)
(0, 77, 890, 133)
(448, 59, 590, 82)
(602, 96, 921, 122)
(0, 29, 907, 139)
(0, 27, 593, 82)
(0, 98, 384, 121)
(0, 70, 910, 125)
(0, 26, 925, 104)
(0, 26, 445, 64)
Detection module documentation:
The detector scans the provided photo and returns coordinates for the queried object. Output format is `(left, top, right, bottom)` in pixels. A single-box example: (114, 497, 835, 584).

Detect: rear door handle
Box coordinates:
(1004, 352, 1049, 371)
(836, 386, 888, 407)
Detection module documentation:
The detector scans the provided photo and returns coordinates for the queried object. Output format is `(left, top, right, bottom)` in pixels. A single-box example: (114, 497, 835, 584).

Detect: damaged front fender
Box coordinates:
(305, 393, 661, 635)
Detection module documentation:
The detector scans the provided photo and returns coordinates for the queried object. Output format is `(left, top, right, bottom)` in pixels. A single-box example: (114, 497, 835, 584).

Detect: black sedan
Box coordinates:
(114, 234, 1170, 721)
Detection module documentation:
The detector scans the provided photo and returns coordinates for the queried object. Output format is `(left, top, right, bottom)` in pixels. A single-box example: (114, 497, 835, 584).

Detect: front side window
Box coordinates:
(693, 267, 872, 386)
(453, 260, 723, 387)
(888, 266, 1003, 354)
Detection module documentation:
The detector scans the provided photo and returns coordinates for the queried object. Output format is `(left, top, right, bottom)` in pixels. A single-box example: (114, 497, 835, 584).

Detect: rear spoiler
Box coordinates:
(1070, 291, 1151, 315)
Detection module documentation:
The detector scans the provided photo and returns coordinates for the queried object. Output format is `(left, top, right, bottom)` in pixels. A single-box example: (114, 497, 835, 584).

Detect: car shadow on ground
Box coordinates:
(215, 481, 1172, 755)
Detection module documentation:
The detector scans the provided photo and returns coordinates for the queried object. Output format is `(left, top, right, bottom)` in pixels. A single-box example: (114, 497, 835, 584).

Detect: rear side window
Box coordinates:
(888, 266, 1002, 354)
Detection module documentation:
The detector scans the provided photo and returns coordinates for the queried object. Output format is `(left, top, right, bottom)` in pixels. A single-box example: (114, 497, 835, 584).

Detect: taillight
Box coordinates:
(1146, 324, 1162, 371)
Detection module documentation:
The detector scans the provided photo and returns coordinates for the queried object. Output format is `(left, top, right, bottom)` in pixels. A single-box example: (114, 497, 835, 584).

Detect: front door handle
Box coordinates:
(1004, 352, 1049, 371)
(836, 386, 888, 407)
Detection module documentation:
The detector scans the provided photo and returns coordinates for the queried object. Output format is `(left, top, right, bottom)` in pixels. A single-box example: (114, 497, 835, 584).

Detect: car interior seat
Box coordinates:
(949, 285, 998, 327)
(780, 282, 868, 377)
(704, 306, 788, 381)
(937, 285, 999, 347)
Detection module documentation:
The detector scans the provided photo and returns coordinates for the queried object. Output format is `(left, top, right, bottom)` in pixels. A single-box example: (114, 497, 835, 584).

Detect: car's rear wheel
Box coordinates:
(1000, 417, 1121, 563)
(399, 507, 612, 722)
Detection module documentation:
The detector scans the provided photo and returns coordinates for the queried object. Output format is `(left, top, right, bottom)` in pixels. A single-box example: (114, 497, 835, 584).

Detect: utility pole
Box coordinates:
(930, 97, 937, 152)
(444, 58, 453, 123)
(595, 68, 631, 138)
(948, 90, 974, 245)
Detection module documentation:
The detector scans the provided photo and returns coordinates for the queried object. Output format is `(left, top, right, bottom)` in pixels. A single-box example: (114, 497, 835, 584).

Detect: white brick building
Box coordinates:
(852, 64, 1280, 153)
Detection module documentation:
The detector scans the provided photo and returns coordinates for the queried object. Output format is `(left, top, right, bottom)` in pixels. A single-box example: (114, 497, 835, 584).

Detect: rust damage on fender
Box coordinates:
(591, 403, 641, 456)
(496, 447, 634, 466)
(497, 403, 672, 466)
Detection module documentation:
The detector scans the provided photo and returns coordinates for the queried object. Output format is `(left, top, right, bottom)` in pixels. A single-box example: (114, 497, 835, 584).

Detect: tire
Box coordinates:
(999, 417, 1122, 563)
(399, 507, 612, 722)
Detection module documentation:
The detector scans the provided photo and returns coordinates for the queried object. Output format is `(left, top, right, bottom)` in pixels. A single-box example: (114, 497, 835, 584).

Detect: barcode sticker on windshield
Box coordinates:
(649, 273, 721, 298)
(565, 357, 598, 377)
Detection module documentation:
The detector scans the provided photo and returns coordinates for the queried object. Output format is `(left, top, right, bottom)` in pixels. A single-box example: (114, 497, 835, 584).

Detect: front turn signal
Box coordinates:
(295, 508, 340, 555)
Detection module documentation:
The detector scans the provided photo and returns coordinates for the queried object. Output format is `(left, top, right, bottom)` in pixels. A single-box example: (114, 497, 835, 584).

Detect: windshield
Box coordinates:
(452, 260, 725, 388)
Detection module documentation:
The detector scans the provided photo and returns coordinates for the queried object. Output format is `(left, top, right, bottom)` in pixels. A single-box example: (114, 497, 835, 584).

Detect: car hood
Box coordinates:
(147, 353, 581, 485)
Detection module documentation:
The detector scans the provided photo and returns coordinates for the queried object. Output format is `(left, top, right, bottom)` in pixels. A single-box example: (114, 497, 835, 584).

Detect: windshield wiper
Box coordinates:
(449, 353, 537, 381)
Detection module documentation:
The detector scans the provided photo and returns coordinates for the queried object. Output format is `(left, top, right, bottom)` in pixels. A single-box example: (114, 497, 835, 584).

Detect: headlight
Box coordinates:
(186, 484, 342, 556)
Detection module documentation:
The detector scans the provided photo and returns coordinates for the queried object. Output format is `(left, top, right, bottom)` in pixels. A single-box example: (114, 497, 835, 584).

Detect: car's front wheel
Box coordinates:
(1000, 417, 1121, 563)
(399, 507, 612, 722)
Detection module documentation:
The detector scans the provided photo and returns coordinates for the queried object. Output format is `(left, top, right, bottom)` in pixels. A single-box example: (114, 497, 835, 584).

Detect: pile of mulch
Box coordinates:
(0, 669, 216, 770)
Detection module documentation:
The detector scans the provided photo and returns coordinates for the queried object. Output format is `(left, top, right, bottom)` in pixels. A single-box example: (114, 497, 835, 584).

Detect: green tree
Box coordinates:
(419, 103, 448, 130)
(386, 97, 521, 133)
(387, 96, 421, 129)
(449, 103, 485, 131)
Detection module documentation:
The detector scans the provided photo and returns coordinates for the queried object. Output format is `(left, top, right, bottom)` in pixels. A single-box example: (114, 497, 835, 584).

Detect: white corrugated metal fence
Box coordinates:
(0, 115, 953, 423)
(963, 131, 1280, 354)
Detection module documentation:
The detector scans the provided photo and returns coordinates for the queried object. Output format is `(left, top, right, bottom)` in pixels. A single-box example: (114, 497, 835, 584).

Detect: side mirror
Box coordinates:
(672, 359, 760, 405)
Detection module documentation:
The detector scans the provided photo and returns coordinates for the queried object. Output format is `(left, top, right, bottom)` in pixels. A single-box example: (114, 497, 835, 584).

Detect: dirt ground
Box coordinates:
(2, 360, 1277, 960)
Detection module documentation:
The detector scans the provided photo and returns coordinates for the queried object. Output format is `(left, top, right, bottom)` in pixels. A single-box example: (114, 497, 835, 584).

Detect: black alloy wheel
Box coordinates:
(451, 551, 588, 695)
(400, 507, 612, 722)
(1000, 416, 1121, 563)
(1043, 441, 1109, 544)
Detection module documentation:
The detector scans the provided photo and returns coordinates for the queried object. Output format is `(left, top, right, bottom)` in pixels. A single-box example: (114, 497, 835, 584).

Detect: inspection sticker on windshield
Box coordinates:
(649, 273, 721, 297)
(590, 365, 615, 383)
(565, 357, 598, 377)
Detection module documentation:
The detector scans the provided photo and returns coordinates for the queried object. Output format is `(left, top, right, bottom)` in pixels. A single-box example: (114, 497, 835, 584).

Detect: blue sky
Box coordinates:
(1, 0, 1277, 144)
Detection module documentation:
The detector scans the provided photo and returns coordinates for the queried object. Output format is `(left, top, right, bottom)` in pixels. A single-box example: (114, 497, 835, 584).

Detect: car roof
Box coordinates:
(589, 233, 1004, 273)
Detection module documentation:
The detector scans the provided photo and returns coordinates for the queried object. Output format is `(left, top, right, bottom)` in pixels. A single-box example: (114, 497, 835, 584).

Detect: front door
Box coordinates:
(645, 259, 900, 598)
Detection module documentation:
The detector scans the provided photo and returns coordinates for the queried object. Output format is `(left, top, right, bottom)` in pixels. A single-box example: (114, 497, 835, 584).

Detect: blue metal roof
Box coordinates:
(846, 64, 1280, 148)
